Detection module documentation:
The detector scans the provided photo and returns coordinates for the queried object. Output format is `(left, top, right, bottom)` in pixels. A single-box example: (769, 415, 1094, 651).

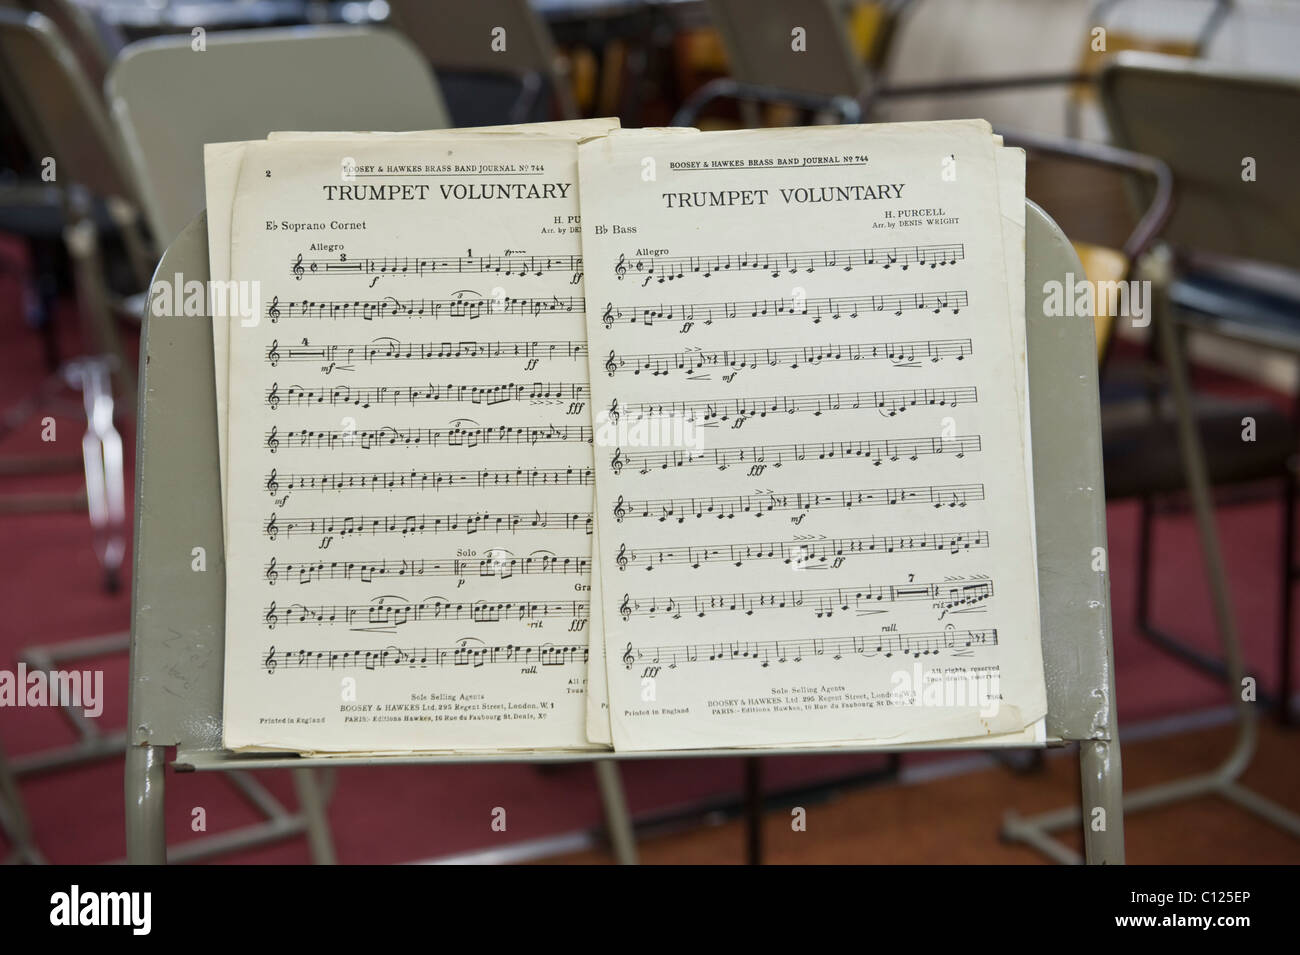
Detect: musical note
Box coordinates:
(612, 434, 981, 474)
(599, 290, 968, 331)
(617, 577, 993, 621)
(604, 337, 972, 377)
(612, 529, 989, 571)
(288, 251, 583, 281)
(261, 508, 593, 539)
(260, 551, 591, 586)
(257, 638, 588, 672)
(612, 483, 985, 524)
(617, 629, 997, 670)
(259, 464, 593, 493)
(613, 242, 965, 284)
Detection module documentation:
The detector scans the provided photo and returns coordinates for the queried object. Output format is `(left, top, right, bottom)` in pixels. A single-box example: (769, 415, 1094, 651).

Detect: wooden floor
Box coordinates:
(544, 717, 1300, 864)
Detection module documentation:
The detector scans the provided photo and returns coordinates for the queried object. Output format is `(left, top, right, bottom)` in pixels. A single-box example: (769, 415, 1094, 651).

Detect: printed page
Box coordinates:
(579, 121, 1047, 751)
(222, 136, 599, 751)
(206, 120, 620, 511)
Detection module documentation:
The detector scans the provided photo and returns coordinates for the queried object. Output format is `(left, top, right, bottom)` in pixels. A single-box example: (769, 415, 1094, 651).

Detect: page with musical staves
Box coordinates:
(221, 135, 600, 752)
(578, 120, 1047, 750)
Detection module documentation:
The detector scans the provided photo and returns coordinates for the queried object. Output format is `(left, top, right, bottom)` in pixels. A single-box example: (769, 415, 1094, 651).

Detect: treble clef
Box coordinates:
(266, 425, 279, 453)
(608, 398, 619, 424)
(622, 642, 635, 669)
(604, 350, 617, 377)
(292, 253, 304, 280)
(610, 447, 624, 475)
(268, 339, 280, 367)
(265, 557, 278, 585)
(265, 513, 279, 541)
(615, 543, 628, 571)
(614, 253, 627, 279)
(265, 468, 279, 496)
(613, 495, 626, 523)
(268, 295, 281, 323)
(264, 645, 278, 673)
(602, 303, 615, 329)
(264, 603, 278, 630)
(619, 594, 632, 621)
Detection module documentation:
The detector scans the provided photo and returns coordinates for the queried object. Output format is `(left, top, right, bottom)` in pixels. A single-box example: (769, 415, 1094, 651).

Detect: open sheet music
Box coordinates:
(220, 134, 599, 751)
(578, 121, 1044, 750)
(210, 119, 1046, 754)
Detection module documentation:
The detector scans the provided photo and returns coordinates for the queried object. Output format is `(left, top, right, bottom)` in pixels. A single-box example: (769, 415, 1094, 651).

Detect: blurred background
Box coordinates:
(1, 0, 1298, 865)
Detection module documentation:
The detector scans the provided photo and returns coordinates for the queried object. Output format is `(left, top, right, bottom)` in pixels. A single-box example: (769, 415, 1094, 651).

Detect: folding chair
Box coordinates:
(105, 25, 450, 249)
(1004, 53, 1300, 860)
(0, 8, 136, 593)
(1101, 52, 1300, 724)
(126, 201, 1123, 865)
(676, 0, 1093, 130)
(387, 0, 578, 125)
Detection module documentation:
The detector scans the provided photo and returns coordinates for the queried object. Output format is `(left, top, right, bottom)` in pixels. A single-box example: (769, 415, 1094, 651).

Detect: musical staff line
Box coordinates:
(603, 338, 972, 377)
(264, 465, 593, 496)
(619, 628, 999, 670)
(262, 596, 588, 630)
(609, 386, 978, 427)
(265, 293, 582, 323)
(614, 242, 964, 284)
(264, 423, 592, 452)
(612, 482, 985, 523)
(613, 530, 990, 572)
(264, 551, 591, 586)
(265, 381, 589, 410)
(600, 290, 968, 330)
(263, 509, 593, 540)
(609, 435, 981, 475)
(265, 337, 588, 367)
(291, 251, 583, 280)
(616, 577, 994, 621)
(262, 639, 588, 674)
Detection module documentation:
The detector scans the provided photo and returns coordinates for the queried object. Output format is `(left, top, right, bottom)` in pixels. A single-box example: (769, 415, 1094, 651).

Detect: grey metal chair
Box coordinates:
(387, 0, 578, 125)
(0, 8, 134, 594)
(1100, 52, 1300, 721)
(105, 25, 450, 250)
(1006, 52, 1300, 861)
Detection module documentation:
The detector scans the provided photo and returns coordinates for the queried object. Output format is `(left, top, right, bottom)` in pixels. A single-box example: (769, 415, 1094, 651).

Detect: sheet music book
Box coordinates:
(206, 119, 1046, 754)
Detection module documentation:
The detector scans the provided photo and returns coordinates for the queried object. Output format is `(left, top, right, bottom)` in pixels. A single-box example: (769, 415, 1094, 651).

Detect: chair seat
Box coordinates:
(1170, 264, 1300, 354)
(1102, 394, 1294, 499)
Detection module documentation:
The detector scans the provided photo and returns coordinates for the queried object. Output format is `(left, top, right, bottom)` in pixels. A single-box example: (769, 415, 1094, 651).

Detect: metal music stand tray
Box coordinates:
(125, 202, 1124, 864)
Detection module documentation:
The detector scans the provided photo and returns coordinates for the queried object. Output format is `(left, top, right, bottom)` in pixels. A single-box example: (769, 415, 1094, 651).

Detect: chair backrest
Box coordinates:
(706, 0, 866, 98)
(1099, 52, 1300, 271)
(389, 0, 558, 75)
(106, 25, 450, 249)
(386, 0, 576, 121)
(19, 0, 125, 88)
(0, 8, 138, 200)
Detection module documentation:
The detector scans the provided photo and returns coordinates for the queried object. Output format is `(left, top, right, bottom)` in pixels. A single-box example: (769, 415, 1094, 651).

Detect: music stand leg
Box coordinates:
(125, 744, 166, 864)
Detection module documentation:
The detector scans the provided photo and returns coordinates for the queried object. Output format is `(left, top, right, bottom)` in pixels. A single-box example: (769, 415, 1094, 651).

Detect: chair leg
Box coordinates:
(1281, 468, 1297, 725)
(593, 761, 638, 865)
(66, 358, 126, 592)
(744, 757, 762, 865)
(292, 768, 337, 865)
